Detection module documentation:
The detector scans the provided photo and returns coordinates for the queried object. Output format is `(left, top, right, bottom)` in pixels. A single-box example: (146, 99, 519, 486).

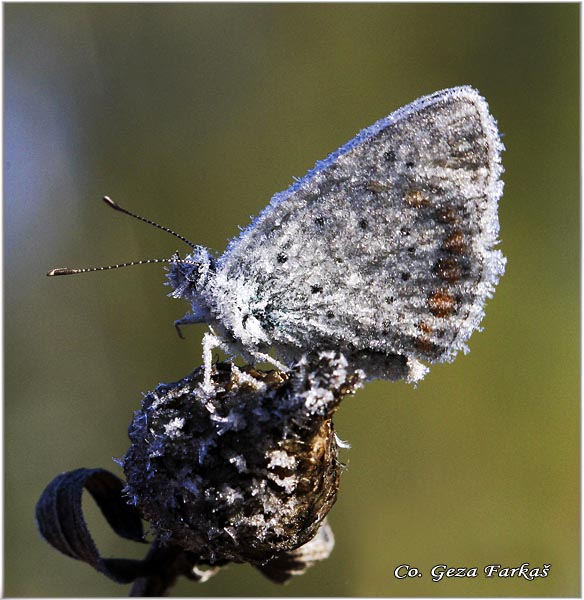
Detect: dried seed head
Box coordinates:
(122, 352, 363, 567)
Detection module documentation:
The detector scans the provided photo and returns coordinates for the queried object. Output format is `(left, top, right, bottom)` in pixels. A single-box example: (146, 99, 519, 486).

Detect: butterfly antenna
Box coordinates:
(47, 257, 198, 277)
(102, 196, 198, 249)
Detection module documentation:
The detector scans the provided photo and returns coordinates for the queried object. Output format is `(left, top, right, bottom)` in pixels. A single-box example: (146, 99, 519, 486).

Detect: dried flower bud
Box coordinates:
(122, 352, 363, 573)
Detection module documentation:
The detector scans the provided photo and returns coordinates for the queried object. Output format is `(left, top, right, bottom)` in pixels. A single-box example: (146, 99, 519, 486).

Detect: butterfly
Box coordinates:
(50, 86, 505, 391)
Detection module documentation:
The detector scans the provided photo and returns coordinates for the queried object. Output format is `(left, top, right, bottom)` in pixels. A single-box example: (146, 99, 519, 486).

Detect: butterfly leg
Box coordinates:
(201, 331, 231, 393)
(250, 350, 288, 373)
(174, 313, 204, 339)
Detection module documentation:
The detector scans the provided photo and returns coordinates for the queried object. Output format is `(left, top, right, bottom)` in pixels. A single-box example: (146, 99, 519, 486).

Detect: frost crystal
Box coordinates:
(163, 417, 185, 438)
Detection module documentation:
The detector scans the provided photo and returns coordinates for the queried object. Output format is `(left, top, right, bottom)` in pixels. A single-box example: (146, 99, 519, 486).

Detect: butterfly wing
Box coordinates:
(215, 86, 505, 372)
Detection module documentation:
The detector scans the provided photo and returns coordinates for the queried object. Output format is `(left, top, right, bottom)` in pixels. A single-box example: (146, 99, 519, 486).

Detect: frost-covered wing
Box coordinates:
(216, 86, 505, 366)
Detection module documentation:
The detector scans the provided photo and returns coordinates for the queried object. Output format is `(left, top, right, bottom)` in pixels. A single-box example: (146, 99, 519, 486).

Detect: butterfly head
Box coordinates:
(166, 246, 216, 304)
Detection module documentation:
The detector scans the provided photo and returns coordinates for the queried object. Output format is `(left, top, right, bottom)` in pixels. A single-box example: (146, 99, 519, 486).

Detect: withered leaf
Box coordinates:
(35, 468, 148, 583)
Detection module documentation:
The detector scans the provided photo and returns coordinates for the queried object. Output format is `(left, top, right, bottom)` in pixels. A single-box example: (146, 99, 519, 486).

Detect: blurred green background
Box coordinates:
(5, 3, 579, 597)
